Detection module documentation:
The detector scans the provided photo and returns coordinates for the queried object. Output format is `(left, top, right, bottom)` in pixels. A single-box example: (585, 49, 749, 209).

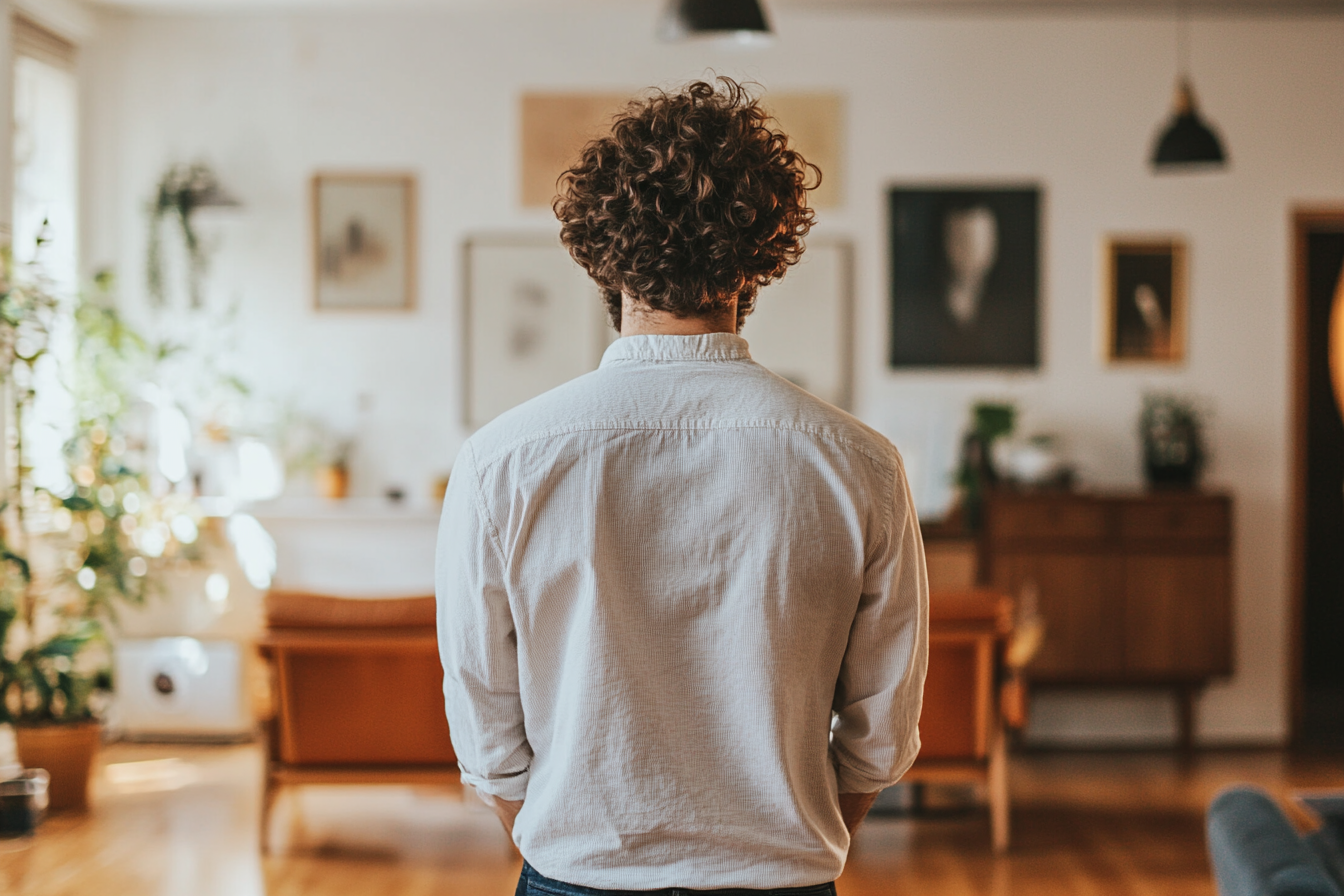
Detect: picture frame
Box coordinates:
(888, 185, 1041, 369)
(463, 235, 610, 428)
(746, 241, 853, 410)
(1104, 236, 1187, 364)
(520, 91, 844, 209)
(312, 172, 416, 311)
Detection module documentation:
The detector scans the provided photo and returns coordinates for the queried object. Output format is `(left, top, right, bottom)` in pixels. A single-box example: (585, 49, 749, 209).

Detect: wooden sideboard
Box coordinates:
(978, 489, 1233, 749)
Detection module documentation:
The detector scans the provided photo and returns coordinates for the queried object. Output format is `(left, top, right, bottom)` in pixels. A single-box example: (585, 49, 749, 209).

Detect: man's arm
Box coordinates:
(831, 461, 929, 804)
(839, 791, 881, 836)
(437, 442, 533, 822)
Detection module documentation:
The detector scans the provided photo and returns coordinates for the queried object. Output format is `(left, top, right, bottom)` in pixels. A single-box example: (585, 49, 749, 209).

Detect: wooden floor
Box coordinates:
(1, 741, 1340, 895)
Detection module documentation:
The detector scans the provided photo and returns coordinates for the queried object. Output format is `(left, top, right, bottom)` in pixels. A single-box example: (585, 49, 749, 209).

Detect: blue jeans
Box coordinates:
(515, 861, 838, 896)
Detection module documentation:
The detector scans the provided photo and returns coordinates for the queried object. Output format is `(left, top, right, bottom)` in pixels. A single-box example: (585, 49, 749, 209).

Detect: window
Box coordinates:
(13, 14, 78, 293)
(14, 15, 79, 494)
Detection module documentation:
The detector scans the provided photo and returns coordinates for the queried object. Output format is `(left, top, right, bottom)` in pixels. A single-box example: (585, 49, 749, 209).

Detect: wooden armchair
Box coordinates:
(905, 588, 1031, 854)
(257, 591, 458, 851)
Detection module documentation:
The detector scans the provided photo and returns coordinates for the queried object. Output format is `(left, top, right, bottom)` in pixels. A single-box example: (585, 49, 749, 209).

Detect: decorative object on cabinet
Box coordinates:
(463, 236, 611, 428)
(954, 401, 1017, 532)
(520, 91, 842, 209)
(1150, 11, 1227, 171)
(257, 591, 458, 853)
(980, 489, 1233, 751)
(1140, 391, 1208, 488)
(1105, 237, 1187, 363)
(888, 185, 1040, 368)
(312, 173, 416, 311)
(746, 241, 853, 409)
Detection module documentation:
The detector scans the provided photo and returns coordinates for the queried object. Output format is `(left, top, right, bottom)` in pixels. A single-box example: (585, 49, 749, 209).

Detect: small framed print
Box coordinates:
(312, 173, 416, 310)
(1105, 236, 1187, 364)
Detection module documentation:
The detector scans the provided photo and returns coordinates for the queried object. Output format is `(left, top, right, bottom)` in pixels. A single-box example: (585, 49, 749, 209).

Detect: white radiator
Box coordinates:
(113, 638, 252, 740)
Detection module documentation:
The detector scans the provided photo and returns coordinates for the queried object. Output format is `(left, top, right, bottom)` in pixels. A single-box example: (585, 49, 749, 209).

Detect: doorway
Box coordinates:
(1293, 210, 1344, 749)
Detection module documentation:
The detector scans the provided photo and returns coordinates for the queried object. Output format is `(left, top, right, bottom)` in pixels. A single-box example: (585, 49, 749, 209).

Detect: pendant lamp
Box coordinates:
(659, 0, 773, 43)
(1151, 11, 1227, 171)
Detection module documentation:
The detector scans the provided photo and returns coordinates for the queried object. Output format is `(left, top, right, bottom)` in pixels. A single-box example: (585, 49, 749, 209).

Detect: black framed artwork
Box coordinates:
(888, 186, 1041, 368)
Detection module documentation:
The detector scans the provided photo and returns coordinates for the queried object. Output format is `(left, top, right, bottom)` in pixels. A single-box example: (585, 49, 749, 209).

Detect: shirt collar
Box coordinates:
(599, 333, 752, 367)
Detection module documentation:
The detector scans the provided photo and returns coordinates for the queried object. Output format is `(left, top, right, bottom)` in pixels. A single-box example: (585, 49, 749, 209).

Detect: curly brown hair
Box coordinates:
(554, 78, 819, 330)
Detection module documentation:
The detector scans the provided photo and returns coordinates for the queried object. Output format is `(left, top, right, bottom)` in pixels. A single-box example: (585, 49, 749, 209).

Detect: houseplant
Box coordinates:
(0, 243, 107, 810)
(146, 162, 236, 309)
(954, 400, 1017, 531)
(1, 256, 203, 810)
(1139, 391, 1208, 488)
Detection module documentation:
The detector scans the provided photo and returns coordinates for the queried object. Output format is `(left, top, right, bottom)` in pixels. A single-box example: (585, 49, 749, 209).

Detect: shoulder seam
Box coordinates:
(473, 419, 900, 478)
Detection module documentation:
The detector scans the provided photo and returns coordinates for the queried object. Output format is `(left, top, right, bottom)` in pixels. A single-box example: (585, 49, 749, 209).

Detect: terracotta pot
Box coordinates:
(14, 722, 100, 812)
(316, 464, 349, 500)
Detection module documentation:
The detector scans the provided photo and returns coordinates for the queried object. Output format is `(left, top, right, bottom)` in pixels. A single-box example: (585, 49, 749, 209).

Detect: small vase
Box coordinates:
(14, 722, 100, 812)
(316, 463, 349, 500)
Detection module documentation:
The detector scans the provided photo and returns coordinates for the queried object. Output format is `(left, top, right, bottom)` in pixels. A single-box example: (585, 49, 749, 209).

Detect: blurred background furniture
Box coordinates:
(903, 587, 1034, 854)
(981, 489, 1233, 751)
(1207, 785, 1343, 896)
(257, 591, 457, 852)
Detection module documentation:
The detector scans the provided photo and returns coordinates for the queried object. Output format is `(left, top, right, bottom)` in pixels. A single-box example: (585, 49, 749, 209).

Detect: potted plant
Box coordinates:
(146, 162, 237, 309)
(0, 257, 203, 812)
(1139, 392, 1208, 488)
(0, 245, 106, 811)
(954, 401, 1017, 531)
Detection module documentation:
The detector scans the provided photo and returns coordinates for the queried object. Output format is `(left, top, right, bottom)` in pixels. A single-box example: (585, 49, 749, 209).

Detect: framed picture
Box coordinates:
(746, 241, 853, 409)
(1105, 237, 1187, 364)
(888, 185, 1040, 368)
(312, 173, 416, 310)
(463, 236, 610, 428)
(520, 91, 844, 209)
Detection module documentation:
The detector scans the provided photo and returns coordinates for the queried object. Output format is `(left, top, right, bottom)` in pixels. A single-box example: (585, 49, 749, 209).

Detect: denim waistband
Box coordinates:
(517, 861, 837, 896)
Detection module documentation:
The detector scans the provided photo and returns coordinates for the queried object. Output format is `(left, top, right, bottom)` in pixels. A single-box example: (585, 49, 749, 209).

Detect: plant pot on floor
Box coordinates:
(14, 722, 100, 812)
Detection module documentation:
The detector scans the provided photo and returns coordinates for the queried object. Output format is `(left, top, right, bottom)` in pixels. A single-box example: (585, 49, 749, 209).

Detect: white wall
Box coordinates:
(78, 2, 1344, 745)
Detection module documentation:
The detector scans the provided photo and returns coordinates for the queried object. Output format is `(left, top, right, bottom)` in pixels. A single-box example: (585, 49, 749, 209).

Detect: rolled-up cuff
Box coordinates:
(459, 764, 530, 802)
(833, 732, 920, 794)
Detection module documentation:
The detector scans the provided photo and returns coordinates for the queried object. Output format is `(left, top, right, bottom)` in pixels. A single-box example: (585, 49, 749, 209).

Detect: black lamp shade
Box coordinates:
(660, 0, 772, 40)
(1151, 80, 1227, 170)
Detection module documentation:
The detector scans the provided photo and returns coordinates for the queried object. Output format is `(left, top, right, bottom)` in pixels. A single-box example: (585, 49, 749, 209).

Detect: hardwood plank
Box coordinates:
(2, 742, 1339, 896)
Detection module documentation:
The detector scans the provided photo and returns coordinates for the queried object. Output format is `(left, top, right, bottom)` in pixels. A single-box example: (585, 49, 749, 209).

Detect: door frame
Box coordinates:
(1289, 207, 1344, 747)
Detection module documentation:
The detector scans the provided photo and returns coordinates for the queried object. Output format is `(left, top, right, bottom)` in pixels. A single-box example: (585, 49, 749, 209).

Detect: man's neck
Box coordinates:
(620, 294, 738, 337)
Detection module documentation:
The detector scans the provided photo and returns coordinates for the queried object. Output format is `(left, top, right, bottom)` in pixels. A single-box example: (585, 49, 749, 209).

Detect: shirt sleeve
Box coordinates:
(436, 440, 532, 802)
(830, 457, 929, 794)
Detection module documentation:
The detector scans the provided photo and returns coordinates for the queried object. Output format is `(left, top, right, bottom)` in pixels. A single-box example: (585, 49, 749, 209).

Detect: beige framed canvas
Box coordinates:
(312, 173, 416, 310)
(519, 91, 843, 209)
(746, 241, 853, 410)
(1105, 236, 1187, 364)
(463, 236, 611, 428)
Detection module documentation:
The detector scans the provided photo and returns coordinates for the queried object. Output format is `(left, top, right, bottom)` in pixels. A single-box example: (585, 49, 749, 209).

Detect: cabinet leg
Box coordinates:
(1176, 685, 1199, 757)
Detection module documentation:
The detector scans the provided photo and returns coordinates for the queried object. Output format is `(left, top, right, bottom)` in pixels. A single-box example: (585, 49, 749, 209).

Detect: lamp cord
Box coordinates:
(1177, 0, 1191, 78)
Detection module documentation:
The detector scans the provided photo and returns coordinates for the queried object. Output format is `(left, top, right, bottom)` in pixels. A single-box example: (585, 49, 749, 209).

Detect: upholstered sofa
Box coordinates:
(1207, 786, 1344, 896)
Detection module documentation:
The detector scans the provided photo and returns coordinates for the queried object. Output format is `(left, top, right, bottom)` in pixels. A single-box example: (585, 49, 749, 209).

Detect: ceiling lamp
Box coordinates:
(659, 0, 773, 43)
(1151, 11, 1227, 171)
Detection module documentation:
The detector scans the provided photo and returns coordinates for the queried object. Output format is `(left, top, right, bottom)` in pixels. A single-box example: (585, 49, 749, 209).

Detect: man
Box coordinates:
(437, 78, 928, 896)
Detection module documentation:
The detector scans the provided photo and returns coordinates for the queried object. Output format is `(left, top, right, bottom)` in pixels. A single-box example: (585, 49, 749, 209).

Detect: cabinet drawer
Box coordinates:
(1119, 500, 1228, 542)
(987, 499, 1109, 541)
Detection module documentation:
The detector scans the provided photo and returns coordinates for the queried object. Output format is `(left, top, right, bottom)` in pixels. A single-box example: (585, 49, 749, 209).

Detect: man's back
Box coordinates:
(438, 333, 927, 891)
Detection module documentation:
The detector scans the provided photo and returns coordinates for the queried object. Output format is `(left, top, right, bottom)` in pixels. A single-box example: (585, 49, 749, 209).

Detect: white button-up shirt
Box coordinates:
(437, 333, 927, 891)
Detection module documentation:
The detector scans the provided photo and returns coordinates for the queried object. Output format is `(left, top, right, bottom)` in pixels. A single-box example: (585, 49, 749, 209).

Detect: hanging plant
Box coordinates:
(145, 163, 235, 309)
